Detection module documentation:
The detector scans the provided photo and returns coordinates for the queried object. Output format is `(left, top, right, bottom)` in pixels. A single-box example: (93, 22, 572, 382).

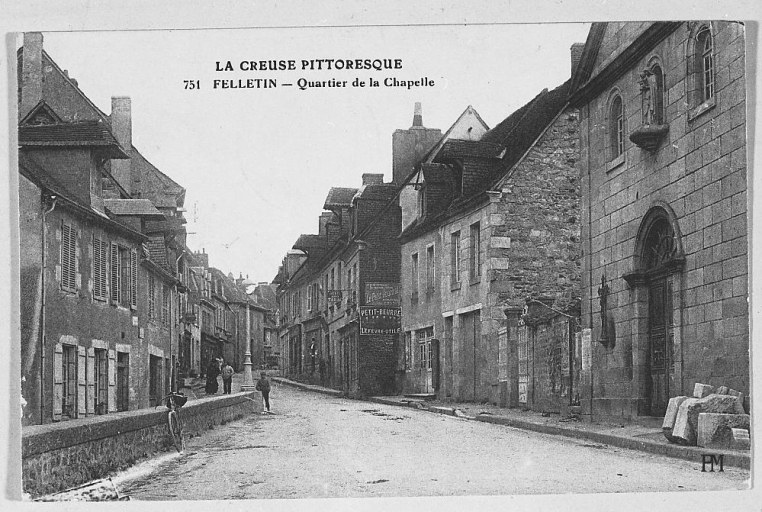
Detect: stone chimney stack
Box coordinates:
(110, 96, 134, 195)
(362, 173, 384, 186)
(571, 43, 585, 79)
(20, 32, 44, 120)
(319, 212, 332, 236)
(392, 103, 442, 185)
(412, 102, 423, 127)
(194, 249, 209, 268)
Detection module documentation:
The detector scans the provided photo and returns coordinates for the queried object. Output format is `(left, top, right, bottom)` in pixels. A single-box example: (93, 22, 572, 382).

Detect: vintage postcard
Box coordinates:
(2, 2, 759, 511)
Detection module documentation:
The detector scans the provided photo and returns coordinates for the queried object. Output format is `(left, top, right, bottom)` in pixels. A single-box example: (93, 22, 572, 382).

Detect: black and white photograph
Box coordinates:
(1, 2, 760, 511)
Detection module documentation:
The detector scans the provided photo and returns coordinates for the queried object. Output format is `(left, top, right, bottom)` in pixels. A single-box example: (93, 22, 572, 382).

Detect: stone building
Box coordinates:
(399, 63, 582, 408)
(569, 22, 748, 419)
(275, 173, 401, 396)
(17, 32, 191, 423)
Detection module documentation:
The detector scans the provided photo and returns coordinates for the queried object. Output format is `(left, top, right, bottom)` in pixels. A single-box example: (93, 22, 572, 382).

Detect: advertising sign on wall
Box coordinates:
(359, 307, 401, 336)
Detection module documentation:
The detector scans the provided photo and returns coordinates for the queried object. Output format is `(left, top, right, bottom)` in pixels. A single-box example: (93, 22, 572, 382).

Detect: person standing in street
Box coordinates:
(221, 360, 234, 394)
(255, 372, 271, 413)
(205, 357, 220, 394)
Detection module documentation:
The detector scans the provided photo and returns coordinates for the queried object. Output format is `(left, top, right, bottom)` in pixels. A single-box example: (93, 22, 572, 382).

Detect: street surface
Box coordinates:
(117, 383, 749, 499)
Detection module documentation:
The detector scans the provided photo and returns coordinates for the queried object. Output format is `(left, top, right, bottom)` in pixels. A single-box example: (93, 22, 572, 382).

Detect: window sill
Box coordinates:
(450, 281, 462, 292)
(470, 277, 481, 286)
(605, 154, 625, 173)
(688, 97, 716, 123)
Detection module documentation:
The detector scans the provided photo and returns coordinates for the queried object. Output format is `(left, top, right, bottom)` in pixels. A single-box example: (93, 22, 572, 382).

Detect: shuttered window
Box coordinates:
(61, 222, 77, 291)
(92, 236, 107, 300)
(110, 242, 120, 304)
(148, 275, 156, 320)
(162, 284, 169, 325)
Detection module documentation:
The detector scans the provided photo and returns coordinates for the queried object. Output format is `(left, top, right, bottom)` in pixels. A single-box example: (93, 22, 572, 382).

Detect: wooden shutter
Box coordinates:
(61, 222, 76, 291)
(110, 243, 120, 304)
(86, 347, 95, 415)
(53, 344, 64, 421)
(130, 249, 138, 310)
(108, 349, 117, 413)
(77, 345, 86, 417)
(94, 238, 107, 299)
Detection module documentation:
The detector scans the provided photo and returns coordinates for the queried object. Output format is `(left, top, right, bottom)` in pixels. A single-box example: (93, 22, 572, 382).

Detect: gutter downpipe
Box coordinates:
(40, 195, 57, 424)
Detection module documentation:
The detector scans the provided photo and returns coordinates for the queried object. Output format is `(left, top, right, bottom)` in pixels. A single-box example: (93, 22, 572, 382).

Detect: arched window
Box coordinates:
(610, 95, 624, 159)
(697, 27, 714, 103)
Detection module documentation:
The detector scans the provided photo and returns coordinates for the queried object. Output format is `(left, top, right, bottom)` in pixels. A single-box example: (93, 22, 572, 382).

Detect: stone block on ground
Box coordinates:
(671, 398, 699, 445)
(693, 383, 714, 398)
(697, 412, 750, 448)
(662, 396, 689, 442)
(731, 428, 751, 450)
(674, 394, 746, 445)
(716, 385, 729, 395)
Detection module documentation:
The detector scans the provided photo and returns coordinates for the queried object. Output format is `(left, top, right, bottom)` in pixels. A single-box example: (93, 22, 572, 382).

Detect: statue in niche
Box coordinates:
(639, 68, 659, 125)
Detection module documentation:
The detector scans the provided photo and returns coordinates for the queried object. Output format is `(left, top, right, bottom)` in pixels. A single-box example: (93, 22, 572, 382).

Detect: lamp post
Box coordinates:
(241, 282, 256, 391)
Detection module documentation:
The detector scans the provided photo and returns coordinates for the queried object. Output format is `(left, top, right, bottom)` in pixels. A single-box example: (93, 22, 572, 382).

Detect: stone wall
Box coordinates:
(578, 21, 748, 418)
(22, 391, 260, 497)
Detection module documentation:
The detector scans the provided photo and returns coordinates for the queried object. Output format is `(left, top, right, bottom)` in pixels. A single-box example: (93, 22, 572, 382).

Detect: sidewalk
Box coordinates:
(273, 377, 750, 469)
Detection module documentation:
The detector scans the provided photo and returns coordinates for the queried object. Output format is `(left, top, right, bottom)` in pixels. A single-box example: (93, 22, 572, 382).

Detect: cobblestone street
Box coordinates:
(116, 385, 749, 500)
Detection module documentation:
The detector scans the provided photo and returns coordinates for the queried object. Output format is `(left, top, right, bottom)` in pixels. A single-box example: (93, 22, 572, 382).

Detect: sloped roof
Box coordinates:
(420, 163, 451, 184)
(130, 147, 186, 207)
(293, 234, 327, 252)
(323, 187, 358, 209)
(19, 121, 129, 159)
(146, 235, 171, 272)
(104, 199, 164, 217)
(438, 140, 505, 160)
(355, 182, 397, 201)
(401, 80, 572, 242)
(18, 151, 145, 241)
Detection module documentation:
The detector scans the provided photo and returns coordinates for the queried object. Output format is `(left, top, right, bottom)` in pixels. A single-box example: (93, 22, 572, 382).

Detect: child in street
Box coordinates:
(255, 372, 271, 413)
(221, 360, 234, 394)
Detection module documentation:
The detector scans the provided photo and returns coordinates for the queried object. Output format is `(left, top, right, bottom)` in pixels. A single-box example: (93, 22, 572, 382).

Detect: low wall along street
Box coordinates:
(22, 391, 261, 497)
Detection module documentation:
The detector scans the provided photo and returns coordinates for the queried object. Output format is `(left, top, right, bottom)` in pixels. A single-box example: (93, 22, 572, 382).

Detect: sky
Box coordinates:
(32, 23, 591, 283)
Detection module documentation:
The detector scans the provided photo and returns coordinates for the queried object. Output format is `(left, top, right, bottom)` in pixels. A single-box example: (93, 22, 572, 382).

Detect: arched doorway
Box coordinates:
(624, 204, 685, 416)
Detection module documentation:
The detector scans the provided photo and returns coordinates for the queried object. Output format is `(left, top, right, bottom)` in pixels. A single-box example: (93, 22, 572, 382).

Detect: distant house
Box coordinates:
(569, 22, 749, 419)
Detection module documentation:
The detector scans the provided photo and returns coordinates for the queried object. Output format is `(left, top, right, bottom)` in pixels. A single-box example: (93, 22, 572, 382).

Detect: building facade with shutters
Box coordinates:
(18, 32, 188, 424)
(569, 22, 748, 419)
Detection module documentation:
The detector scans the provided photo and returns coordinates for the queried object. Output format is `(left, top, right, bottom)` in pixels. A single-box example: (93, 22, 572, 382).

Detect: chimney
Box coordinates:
(362, 173, 384, 186)
(392, 103, 442, 185)
(412, 102, 423, 127)
(319, 212, 332, 236)
(194, 250, 209, 268)
(20, 32, 44, 119)
(110, 96, 134, 195)
(571, 43, 585, 79)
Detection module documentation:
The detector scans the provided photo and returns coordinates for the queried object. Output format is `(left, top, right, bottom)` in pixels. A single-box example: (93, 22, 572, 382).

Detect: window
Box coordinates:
(148, 275, 156, 320)
(451, 231, 461, 285)
(92, 235, 107, 300)
(94, 348, 108, 415)
(117, 352, 129, 412)
(61, 344, 77, 419)
(162, 284, 169, 325)
(470, 222, 481, 281)
(426, 245, 435, 295)
(610, 95, 624, 159)
(110, 243, 137, 308)
(61, 221, 77, 292)
(352, 263, 358, 303)
(416, 326, 434, 370)
(697, 27, 714, 103)
(347, 267, 353, 305)
(411, 253, 419, 301)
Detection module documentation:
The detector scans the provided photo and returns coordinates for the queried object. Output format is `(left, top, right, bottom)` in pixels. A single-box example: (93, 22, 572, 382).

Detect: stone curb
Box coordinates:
(274, 380, 750, 469)
(367, 396, 750, 469)
(272, 377, 344, 398)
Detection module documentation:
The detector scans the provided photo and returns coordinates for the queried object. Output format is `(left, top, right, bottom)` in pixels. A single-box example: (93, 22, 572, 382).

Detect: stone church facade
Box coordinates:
(570, 22, 748, 419)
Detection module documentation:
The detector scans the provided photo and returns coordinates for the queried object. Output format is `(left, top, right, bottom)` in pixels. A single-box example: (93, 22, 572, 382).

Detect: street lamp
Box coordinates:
(241, 279, 257, 391)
